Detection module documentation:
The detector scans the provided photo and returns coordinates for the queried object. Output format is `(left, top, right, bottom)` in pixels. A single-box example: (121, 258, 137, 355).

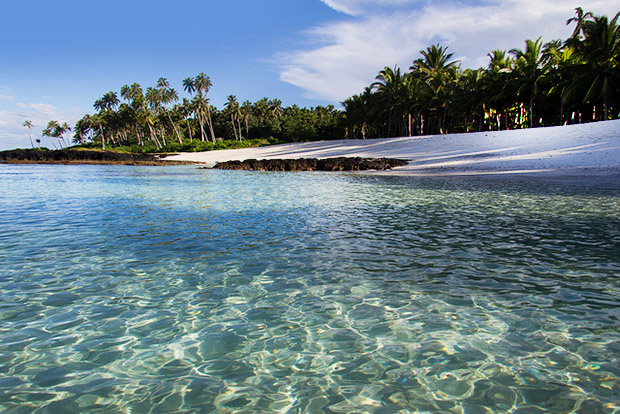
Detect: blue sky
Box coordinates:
(1, 0, 619, 149)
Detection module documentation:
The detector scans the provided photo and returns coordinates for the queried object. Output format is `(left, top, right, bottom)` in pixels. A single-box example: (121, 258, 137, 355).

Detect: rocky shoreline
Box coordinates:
(0, 149, 194, 166)
(212, 157, 409, 172)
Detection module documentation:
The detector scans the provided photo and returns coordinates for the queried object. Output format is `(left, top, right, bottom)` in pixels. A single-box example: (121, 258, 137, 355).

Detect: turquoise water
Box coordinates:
(0, 164, 619, 413)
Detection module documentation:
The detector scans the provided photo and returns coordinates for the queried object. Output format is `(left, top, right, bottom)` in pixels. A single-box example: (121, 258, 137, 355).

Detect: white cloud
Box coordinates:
(281, 0, 620, 103)
(0, 95, 15, 102)
(320, 0, 422, 16)
(0, 102, 83, 150)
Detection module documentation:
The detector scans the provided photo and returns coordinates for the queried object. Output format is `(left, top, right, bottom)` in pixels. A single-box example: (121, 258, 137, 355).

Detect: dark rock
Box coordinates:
(213, 157, 408, 172)
(0, 149, 191, 165)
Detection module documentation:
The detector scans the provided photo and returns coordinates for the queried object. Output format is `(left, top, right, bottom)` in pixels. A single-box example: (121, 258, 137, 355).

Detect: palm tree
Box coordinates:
(540, 41, 580, 125)
(120, 83, 146, 145)
(73, 114, 94, 144)
(225, 95, 242, 140)
(60, 122, 71, 147)
(453, 68, 486, 131)
(42, 120, 60, 149)
(509, 37, 549, 127)
(145, 87, 166, 147)
(566, 10, 620, 120)
(183, 77, 196, 96)
(484, 50, 514, 130)
(191, 95, 207, 143)
(102, 91, 120, 111)
(156, 78, 182, 143)
(42, 120, 70, 149)
(93, 91, 119, 149)
(269, 99, 283, 119)
(372, 65, 409, 136)
(411, 44, 460, 134)
(241, 100, 253, 139)
(181, 98, 194, 143)
(194, 73, 216, 142)
(23, 120, 35, 148)
(567, 7, 594, 38)
(253, 98, 270, 122)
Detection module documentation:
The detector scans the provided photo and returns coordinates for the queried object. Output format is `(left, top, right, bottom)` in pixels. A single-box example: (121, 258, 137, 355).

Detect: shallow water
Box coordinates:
(0, 164, 619, 413)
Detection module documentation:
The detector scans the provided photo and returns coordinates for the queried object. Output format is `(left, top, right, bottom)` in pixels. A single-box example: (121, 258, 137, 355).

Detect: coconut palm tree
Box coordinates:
(453, 68, 487, 131)
(411, 44, 460, 134)
(23, 120, 35, 148)
(93, 92, 119, 149)
(194, 73, 216, 142)
(73, 114, 94, 144)
(509, 37, 550, 127)
(120, 83, 147, 145)
(155, 78, 183, 143)
(269, 99, 283, 119)
(225, 95, 242, 140)
(482, 50, 515, 130)
(183, 77, 196, 97)
(372, 65, 410, 136)
(145, 87, 166, 147)
(566, 10, 620, 120)
(42, 120, 70, 149)
(241, 100, 253, 139)
(191, 95, 208, 143)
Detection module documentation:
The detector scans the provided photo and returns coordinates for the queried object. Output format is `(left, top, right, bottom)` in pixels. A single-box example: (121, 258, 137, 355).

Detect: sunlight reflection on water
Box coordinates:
(0, 164, 619, 413)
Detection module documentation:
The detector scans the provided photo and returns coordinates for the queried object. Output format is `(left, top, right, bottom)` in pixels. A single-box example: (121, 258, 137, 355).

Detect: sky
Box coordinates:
(1, 0, 619, 150)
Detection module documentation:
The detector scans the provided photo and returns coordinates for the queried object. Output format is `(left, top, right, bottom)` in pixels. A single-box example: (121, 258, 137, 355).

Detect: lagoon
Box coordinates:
(1, 164, 619, 413)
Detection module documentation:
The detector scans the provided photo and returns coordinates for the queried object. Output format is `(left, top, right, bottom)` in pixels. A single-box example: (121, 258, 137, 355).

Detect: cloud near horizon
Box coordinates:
(280, 0, 619, 103)
(0, 101, 83, 150)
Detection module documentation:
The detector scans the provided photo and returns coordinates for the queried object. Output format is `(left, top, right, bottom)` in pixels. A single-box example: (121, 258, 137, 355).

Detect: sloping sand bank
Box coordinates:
(165, 120, 620, 178)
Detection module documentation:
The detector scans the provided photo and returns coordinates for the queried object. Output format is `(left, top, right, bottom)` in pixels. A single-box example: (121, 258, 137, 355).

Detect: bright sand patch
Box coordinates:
(165, 120, 620, 178)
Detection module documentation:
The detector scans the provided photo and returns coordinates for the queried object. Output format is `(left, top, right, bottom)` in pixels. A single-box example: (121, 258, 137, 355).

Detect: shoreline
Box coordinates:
(2, 121, 619, 182)
(164, 120, 620, 180)
(0, 149, 195, 166)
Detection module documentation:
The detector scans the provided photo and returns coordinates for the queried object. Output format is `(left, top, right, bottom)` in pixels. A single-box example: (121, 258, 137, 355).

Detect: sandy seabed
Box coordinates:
(165, 120, 620, 181)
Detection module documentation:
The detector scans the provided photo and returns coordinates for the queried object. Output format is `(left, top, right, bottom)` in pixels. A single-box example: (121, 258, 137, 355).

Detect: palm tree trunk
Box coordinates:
(207, 108, 216, 144)
(529, 95, 534, 128)
(147, 124, 161, 149)
(408, 113, 412, 136)
(197, 113, 206, 142)
(187, 119, 193, 143)
(99, 124, 105, 150)
(230, 114, 238, 140)
(159, 128, 167, 147)
(167, 113, 182, 144)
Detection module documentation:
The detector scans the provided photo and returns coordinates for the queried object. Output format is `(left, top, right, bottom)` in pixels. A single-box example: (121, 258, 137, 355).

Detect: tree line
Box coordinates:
(342, 8, 620, 138)
(67, 74, 343, 152)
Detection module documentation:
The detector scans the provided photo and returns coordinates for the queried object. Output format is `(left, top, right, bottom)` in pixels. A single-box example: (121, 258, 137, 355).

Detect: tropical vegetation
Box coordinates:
(30, 8, 619, 151)
(66, 73, 343, 152)
(342, 8, 620, 138)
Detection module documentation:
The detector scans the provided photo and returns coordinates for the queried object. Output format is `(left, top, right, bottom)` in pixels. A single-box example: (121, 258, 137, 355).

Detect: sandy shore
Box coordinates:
(165, 120, 620, 179)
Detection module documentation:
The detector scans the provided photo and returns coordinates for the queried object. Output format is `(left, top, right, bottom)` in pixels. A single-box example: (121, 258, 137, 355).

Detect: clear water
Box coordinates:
(1, 164, 619, 413)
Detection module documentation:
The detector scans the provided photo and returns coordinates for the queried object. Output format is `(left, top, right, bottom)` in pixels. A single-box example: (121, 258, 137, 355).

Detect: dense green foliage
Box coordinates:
(68, 74, 344, 152)
(342, 8, 620, 138)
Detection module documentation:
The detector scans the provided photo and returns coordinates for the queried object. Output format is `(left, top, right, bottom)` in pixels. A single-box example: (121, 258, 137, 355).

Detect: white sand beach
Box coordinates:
(165, 120, 620, 179)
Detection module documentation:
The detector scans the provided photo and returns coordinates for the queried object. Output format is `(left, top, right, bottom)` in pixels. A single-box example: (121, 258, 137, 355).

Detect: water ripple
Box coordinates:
(0, 165, 619, 413)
